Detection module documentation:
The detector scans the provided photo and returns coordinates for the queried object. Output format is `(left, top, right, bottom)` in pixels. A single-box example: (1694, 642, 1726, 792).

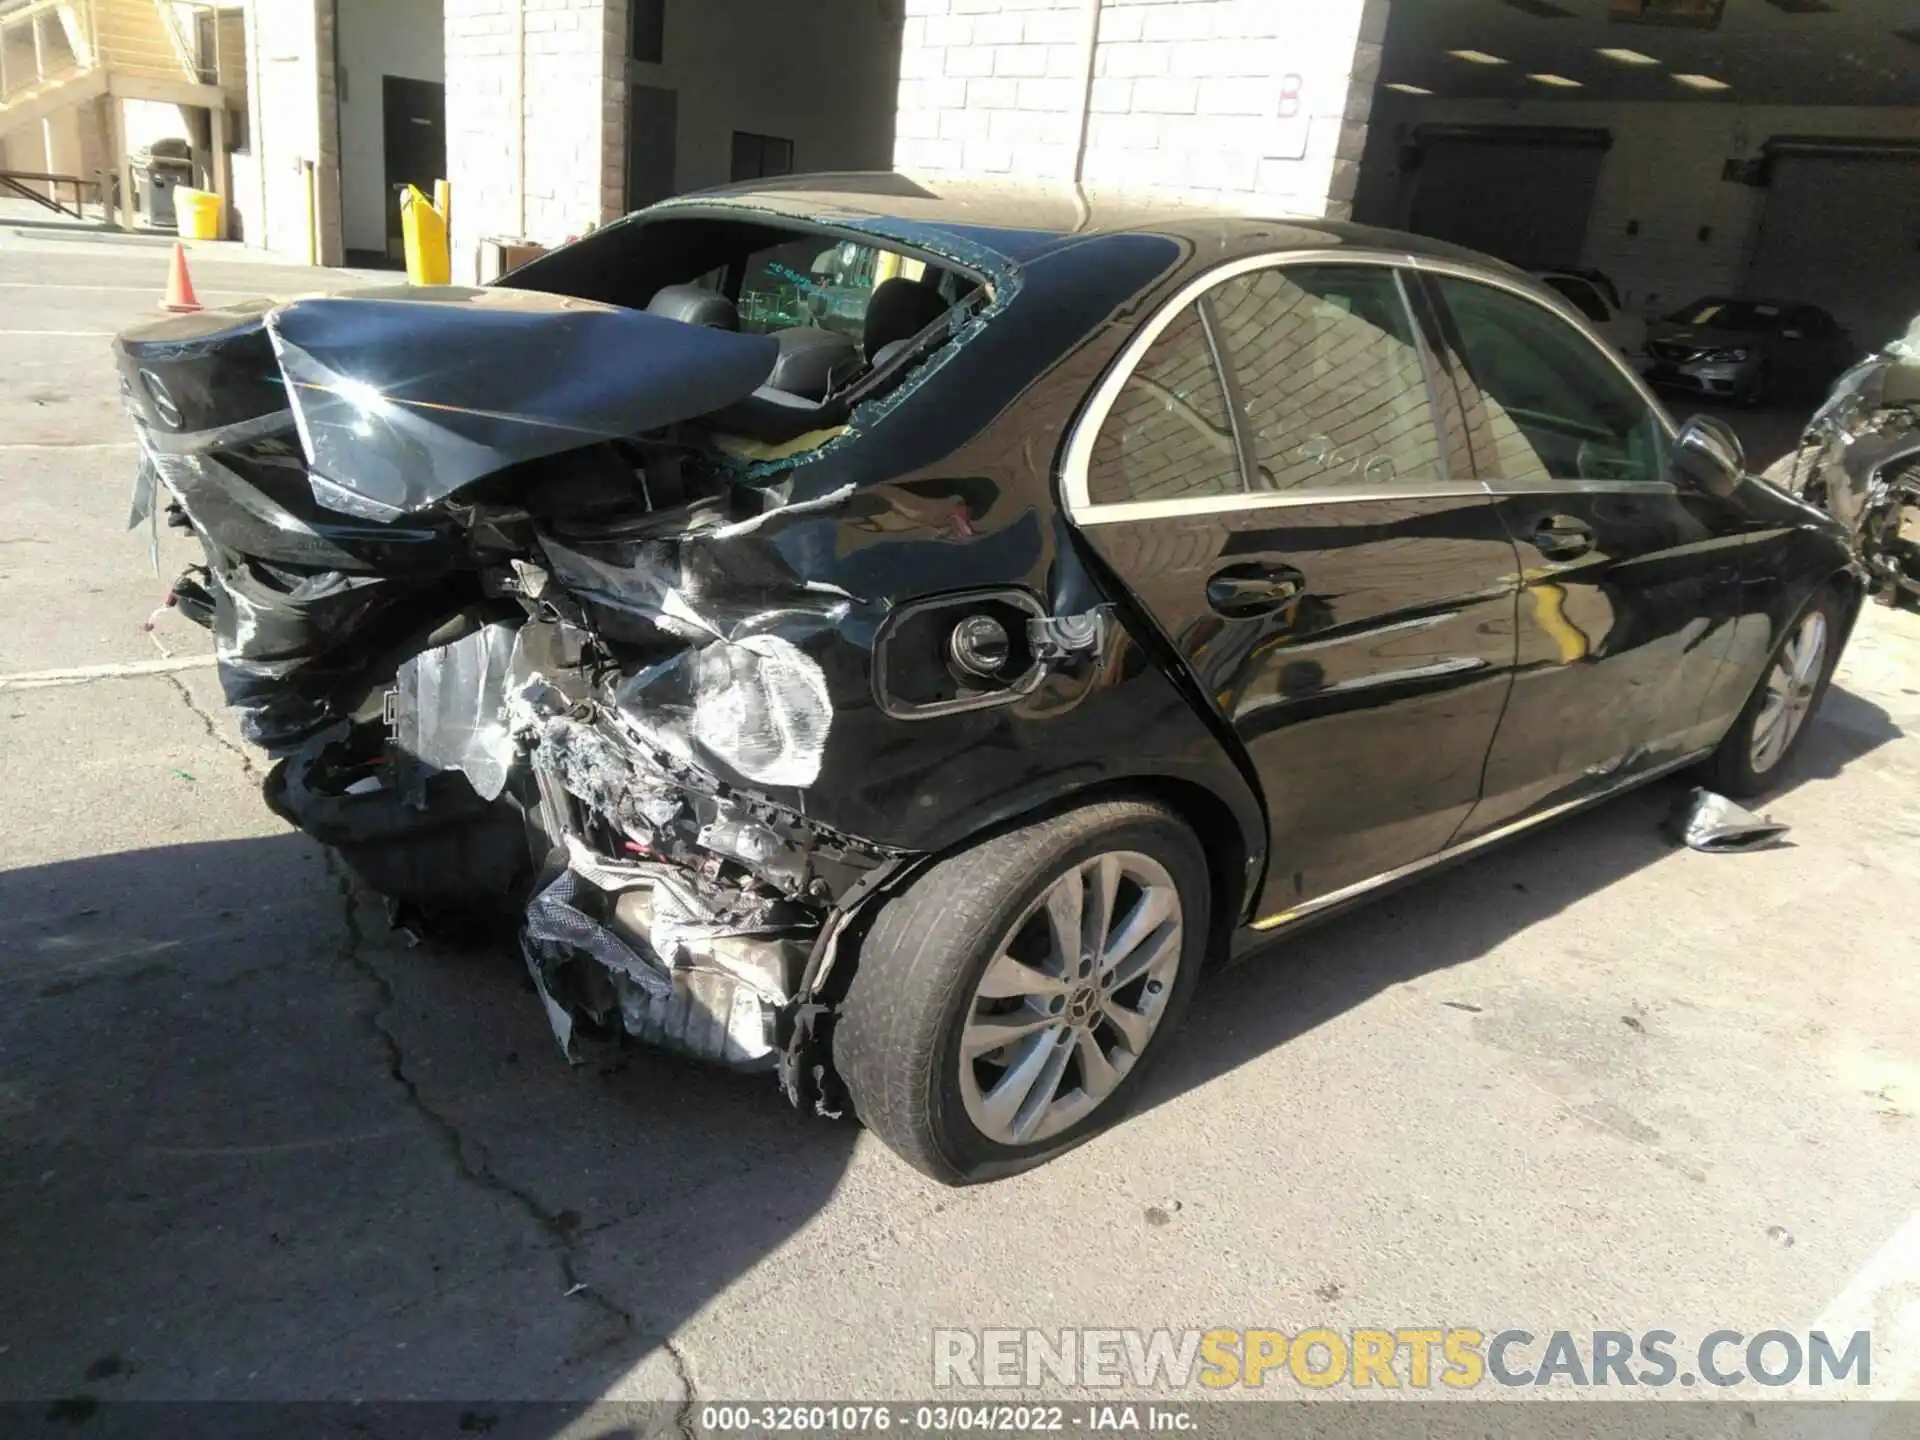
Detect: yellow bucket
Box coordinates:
(175, 186, 223, 242)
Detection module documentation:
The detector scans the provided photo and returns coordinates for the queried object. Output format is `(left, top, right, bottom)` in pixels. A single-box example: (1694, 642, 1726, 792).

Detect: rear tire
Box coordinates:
(834, 799, 1209, 1184)
(1701, 588, 1844, 797)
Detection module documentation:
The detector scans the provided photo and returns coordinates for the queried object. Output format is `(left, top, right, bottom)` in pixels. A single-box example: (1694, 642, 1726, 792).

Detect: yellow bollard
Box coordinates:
(401, 184, 451, 286)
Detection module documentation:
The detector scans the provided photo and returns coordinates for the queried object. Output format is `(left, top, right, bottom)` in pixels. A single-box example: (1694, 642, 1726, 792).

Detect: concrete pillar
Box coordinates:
(237, 0, 341, 261)
(209, 104, 231, 237)
(97, 96, 123, 227)
(893, 0, 1386, 220)
(111, 99, 135, 229)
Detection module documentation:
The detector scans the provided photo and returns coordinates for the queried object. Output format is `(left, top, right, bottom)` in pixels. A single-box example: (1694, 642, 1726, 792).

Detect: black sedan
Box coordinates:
(113, 175, 1862, 1183)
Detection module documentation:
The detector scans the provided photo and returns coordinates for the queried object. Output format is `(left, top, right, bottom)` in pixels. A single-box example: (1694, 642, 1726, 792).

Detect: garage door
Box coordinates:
(1747, 146, 1920, 351)
(1405, 126, 1610, 271)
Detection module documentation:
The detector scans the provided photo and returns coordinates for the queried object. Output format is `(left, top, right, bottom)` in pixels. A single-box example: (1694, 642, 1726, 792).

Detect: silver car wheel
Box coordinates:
(957, 850, 1183, 1148)
(1750, 610, 1828, 774)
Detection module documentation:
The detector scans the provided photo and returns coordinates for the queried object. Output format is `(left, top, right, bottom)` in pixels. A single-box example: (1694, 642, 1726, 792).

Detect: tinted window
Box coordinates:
(1664, 297, 1786, 331)
(1208, 264, 1447, 493)
(1787, 305, 1837, 334)
(1436, 276, 1666, 485)
(1543, 274, 1608, 323)
(1088, 304, 1241, 506)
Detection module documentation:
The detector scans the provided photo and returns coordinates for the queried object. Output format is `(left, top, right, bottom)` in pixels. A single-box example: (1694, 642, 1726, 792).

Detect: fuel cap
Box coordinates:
(949, 614, 1011, 679)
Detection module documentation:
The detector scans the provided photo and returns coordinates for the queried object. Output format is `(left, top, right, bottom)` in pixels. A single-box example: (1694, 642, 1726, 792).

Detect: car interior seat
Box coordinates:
(647, 284, 739, 330)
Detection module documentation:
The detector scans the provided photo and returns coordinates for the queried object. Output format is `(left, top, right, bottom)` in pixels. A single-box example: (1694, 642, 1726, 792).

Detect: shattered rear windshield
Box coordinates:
(736, 235, 958, 339)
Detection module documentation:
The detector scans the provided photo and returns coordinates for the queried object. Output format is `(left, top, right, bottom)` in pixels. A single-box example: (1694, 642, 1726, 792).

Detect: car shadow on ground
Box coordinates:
(0, 823, 860, 1409)
(0, 692, 1899, 1414)
(1140, 687, 1904, 1117)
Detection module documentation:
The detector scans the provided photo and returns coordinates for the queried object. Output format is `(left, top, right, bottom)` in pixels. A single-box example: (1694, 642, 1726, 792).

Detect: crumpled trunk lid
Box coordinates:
(113, 284, 781, 750)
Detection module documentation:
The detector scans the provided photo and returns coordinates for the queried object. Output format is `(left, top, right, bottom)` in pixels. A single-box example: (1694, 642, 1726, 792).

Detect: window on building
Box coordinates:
(1209, 264, 1448, 493)
(1435, 275, 1666, 485)
(730, 132, 795, 183)
(194, 11, 219, 85)
(631, 0, 664, 63)
(1087, 304, 1243, 507)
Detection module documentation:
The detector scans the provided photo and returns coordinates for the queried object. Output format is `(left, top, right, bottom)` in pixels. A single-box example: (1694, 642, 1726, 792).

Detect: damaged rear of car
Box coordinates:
(1766, 312, 1920, 610)
(114, 177, 1263, 1182)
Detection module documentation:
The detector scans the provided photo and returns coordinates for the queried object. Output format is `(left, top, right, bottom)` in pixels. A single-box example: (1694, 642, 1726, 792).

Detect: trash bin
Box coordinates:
(174, 187, 223, 241)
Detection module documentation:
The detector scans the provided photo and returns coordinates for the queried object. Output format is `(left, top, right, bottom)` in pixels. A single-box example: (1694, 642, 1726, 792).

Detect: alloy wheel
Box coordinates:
(957, 850, 1183, 1147)
(1750, 610, 1828, 773)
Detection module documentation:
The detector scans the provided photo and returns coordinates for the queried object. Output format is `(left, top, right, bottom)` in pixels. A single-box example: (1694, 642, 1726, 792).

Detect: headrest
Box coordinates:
(647, 284, 739, 330)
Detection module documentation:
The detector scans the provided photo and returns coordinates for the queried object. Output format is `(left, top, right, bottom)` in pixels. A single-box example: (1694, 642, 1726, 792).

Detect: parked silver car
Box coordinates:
(1643, 297, 1854, 407)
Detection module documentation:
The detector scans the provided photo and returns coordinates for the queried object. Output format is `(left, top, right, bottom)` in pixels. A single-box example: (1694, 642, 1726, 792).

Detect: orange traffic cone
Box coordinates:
(162, 242, 201, 314)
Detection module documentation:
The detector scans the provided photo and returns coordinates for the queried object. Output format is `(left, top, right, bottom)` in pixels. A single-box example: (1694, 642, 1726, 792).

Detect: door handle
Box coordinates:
(1532, 514, 1595, 559)
(1206, 562, 1304, 618)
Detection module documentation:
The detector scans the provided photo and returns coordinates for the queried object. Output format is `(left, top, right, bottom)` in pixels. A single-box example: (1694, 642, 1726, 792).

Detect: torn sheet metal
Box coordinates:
(538, 532, 844, 789)
(524, 836, 807, 1069)
(615, 967, 781, 1070)
(524, 866, 675, 998)
(264, 287, 780, 518)
(393, 622, 519, 801)
(1665, 787, 1792, 853)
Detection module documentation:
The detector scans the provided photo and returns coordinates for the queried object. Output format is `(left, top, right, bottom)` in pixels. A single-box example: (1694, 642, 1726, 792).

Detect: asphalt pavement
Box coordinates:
(2, 229, 1917, 1418)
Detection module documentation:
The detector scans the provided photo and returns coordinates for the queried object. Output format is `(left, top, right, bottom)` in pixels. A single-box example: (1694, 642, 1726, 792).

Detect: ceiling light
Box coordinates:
(1528, 72, 1584, 86)
(1385, 82, 1435, 94)
(1672, 71, 1732, 89)
(1447, 49, 1509, 64)
(1595, 46, 1660, 63)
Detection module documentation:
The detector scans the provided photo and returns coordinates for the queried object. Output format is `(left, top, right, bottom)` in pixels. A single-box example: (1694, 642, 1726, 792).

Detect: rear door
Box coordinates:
(382, 76, 446, 260)
(1066, 259, 1521, 919)
(1418, 269, 1754, 836)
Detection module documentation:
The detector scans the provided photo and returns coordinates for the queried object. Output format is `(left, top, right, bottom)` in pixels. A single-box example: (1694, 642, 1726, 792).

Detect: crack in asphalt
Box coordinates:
(320, 849, 638, 1365)
(664, 1338, 699, 1437)
(166, 672, 260, 781)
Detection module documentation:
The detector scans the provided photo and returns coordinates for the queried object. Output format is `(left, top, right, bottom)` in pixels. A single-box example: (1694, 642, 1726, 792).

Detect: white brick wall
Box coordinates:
(892, 0, 1384, 216)
(444, 0, 618, 283)
(241, 0, 343, 262)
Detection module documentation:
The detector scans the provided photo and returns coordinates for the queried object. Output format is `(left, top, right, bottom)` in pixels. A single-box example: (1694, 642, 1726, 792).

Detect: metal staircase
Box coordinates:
(1, 0, 222, 140)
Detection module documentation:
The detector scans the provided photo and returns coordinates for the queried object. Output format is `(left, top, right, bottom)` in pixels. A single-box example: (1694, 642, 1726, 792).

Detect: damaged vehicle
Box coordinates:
(1763, 313, 1920, 611)
(114, 175, 1863, 1183)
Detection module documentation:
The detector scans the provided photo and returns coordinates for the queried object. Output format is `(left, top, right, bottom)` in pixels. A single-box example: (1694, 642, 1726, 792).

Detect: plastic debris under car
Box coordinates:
(1665, 786, 1792, 853)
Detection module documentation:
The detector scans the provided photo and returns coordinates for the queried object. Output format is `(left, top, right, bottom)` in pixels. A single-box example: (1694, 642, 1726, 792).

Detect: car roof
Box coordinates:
(650, 170, 1532, 280)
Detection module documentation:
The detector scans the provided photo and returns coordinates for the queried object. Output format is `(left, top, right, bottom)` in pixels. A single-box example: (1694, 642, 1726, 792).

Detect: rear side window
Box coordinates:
(1435, 275, 1666, 485)
(1543, 274, 1608, 323)
(1207, 264, 1448, 493)
(1087, 304, 1242, 506)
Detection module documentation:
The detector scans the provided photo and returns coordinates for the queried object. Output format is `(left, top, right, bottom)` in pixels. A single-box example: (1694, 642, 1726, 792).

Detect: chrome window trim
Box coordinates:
(1062, 248, 1439, 521)
(1060, 247, 1684, 525)
(1073, 482, 1492, 528)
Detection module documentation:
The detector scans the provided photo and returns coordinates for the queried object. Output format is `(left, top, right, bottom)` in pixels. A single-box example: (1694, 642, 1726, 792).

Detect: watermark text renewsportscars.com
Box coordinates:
(932, 1328, 1873, 1391)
